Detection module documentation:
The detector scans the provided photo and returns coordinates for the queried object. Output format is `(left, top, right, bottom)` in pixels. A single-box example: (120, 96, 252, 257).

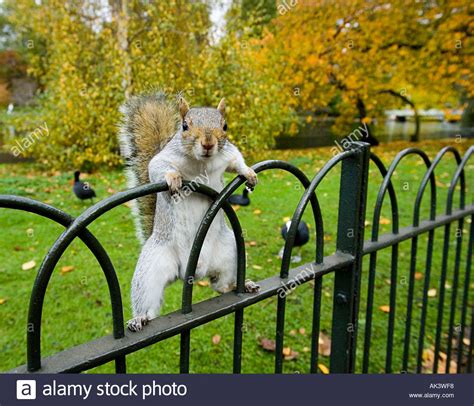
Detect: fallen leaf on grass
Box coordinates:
(428, 288, 437, 297)
(14, 246, 23, 251)
(0, 298, 6, 305)
(197, 280, 209, 287)
(379, 217, 391, 225)
(259, 338, 276, 352)
(231, 205, 241, 212)
(283, 347, 299, 361)
(252, 265, 263, 270)
(289, 329, 297, 336)
(299, 328, 306, 335)
(379, 305, 390, 313)
(422, 348, 457, 373)
(249, 241, 257, 247)
(319, 332, 331, 356)
(60, 265, 75, 275)
(318, 363, 329, 374)
(441, 360, 458, 373)
(253, 209, 262, 215)
(22, 260, 36, 271)
(212, 334, 221, 345)
(415, 272, 423, 280)
(422, 348, 434, 362)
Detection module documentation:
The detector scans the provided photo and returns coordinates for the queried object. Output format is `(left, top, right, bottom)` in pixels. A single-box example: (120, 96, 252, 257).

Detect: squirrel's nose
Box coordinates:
(201, 143, 215, 151)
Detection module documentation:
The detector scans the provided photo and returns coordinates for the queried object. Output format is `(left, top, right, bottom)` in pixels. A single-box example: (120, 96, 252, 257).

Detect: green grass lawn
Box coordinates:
(0, 140, 472, 374)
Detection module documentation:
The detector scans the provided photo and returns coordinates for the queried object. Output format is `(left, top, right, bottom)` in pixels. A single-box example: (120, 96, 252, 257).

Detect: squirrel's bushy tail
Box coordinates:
(118, 92, 179, 244)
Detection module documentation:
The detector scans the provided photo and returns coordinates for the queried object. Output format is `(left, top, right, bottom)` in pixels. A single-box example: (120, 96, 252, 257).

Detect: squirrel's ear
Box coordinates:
(217, 98, 225, 117)
(178, 96, 189, 120)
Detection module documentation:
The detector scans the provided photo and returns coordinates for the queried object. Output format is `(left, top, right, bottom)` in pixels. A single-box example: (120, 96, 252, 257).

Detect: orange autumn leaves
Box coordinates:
(251, 0, 472, 134)
(258, 330, 332, 371)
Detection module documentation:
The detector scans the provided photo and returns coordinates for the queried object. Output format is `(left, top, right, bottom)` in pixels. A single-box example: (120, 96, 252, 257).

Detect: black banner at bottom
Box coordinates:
(1, 374, 472, 405)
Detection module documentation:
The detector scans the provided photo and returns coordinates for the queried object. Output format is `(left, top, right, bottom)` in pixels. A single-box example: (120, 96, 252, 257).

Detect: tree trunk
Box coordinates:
(356, 97, 379, 146)
(379, 89, 420, 142)
(113, 0, 132, 98)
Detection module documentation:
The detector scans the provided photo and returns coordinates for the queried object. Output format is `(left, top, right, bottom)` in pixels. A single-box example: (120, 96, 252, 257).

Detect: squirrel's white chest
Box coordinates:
(173, 163, 225, 234)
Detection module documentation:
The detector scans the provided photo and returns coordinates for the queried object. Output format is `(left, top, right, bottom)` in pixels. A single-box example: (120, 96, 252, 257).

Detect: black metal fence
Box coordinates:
(1, 142, 472, 374)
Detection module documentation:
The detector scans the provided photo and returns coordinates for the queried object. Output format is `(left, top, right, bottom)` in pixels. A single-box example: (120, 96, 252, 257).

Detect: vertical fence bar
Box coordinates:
(362, 253, 377, 373)
(310, 210, 324, 373)
(457, 215, 473, 372)
(274, 173, 325, 374)
(402, 235, 418, 372)
(232, 218, 248, 374)
(310, 277, 323, 373)
(445, 217, 464, 372)
(362, 153, 399, 373)
(330, 143, 370, 373)
(274, 296, 286, 373)
(180, 330, 191, 373)
(433, 223, 452, 373)
(385, 244, 399, 373)
(416, 229, 435, 373)
(404, 153, 437, 374)
(115, 356, 126, 374)
(233, 309, 244, 373)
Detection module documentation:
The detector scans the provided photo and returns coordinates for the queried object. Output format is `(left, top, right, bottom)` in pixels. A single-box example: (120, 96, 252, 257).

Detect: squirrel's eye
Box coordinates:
(223, 123, 227, 131)
(182, 122, 189, 131)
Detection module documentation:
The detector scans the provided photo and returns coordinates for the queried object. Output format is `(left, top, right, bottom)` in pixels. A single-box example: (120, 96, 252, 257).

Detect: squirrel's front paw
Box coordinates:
(165, 171, 182, 195)
(245, 168, 258, 189)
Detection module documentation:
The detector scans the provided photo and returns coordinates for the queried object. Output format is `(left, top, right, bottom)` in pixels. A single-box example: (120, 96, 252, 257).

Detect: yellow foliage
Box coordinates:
(2, 0, 471, 169)
(3, 0, 293, 169)
(0, 82, 11, 105)
(250, 0, 472, 131)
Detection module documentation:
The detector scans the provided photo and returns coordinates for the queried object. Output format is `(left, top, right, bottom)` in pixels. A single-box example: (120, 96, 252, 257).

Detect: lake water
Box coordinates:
(275, 120, 471, 149)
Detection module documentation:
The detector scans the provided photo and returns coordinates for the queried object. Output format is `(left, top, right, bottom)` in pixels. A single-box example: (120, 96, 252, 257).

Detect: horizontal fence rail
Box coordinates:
(1, 142, 473, 374)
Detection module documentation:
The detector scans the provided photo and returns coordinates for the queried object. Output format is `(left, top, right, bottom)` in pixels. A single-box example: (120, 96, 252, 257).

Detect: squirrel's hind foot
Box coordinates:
(127, 315, 149, 332)
(244, 279, 260, 293)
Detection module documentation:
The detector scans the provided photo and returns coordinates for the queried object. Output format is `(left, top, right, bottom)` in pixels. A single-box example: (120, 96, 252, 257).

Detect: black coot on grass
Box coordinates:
(278, 220, 310, 263)
(227, 188, 251, 206)
(73, 171, 96, 202)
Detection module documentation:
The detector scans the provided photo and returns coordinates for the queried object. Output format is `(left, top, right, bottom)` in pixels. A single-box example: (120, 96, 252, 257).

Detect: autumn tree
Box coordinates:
(1, 0, 292, 169)
(252, 0, 472, 142)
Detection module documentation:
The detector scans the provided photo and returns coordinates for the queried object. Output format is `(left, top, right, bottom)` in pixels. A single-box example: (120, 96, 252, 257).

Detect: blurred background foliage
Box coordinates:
(0, 0, 472, 170)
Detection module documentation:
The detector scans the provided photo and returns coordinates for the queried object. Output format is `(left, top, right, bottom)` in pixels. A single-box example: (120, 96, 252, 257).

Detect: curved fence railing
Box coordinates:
(1, 142, 472, 374)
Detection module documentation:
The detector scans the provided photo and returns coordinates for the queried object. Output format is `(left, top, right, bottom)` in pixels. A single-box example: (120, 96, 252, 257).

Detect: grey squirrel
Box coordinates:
(118, 92, 259, 332)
